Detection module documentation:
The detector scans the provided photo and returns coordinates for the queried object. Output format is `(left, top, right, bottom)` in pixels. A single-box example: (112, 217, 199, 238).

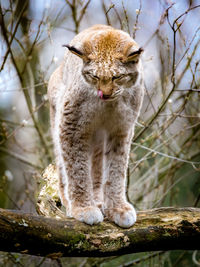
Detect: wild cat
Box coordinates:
(48, 24, 144, 228)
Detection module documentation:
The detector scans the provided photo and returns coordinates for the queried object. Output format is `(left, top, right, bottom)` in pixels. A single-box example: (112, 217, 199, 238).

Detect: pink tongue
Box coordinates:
(98, 90, 103, 99)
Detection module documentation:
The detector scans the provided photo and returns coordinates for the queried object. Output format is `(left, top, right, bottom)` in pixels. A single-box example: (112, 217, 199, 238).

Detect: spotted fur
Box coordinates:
(48, 24, 144, 228)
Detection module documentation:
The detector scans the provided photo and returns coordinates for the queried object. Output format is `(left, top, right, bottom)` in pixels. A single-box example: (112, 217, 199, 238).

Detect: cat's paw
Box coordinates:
(103, 203, 137, 228)
(72, 206, 104, 225)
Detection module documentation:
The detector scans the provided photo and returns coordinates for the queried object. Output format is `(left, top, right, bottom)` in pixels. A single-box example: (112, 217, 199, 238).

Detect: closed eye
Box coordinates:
(112, 75, 125, 81)
(83, 72, 99, 80)
(93, 75, 99, 80)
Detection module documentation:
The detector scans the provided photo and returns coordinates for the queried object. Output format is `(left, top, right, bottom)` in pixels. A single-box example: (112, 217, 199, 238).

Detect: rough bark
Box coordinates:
(0, 207, 200, 258)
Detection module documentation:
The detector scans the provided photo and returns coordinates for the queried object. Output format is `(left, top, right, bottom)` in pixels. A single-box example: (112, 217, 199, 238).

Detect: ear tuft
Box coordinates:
(128, 47, 144, 57)
(126, 47, 144, 62)
(63, 44, 84, 58)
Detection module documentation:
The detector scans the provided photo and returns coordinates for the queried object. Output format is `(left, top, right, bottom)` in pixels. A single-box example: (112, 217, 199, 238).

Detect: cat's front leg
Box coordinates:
(91, 131, 105, 210)
(59, 117, 103, 225)
(103, 132, 136, 228)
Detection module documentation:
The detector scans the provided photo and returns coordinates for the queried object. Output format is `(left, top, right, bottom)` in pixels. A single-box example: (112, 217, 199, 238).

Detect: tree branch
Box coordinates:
(0, 207, 200, 258)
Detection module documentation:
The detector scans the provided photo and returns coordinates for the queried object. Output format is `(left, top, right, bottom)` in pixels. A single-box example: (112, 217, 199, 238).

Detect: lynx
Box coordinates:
(48, 24, 144, 228)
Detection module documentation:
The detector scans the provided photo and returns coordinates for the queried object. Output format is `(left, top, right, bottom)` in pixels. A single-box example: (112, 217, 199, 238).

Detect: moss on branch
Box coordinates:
(0, 207, 200, 258)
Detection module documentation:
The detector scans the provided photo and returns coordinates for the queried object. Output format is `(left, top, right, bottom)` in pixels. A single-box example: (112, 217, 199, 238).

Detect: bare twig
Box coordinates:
(65, 0, 91, 33)
(0, 1, 28, 71)
(133, 4, 200, 142)
(0, 146, 43, 170)
(132, 0, 142, 39)
(0, 5, 51, 162)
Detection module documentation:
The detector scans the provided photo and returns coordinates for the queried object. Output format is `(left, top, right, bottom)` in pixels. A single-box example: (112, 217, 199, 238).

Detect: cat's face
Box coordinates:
(65, 29, 143, 101)
(81, 57, 142, 101)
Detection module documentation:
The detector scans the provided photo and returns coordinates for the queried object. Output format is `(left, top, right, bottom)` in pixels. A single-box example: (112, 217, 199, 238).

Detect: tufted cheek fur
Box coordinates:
(48, 24, 144, 228)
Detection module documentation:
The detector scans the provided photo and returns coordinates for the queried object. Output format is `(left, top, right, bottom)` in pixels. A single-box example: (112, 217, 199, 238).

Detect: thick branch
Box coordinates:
(0, 207, 200, 258)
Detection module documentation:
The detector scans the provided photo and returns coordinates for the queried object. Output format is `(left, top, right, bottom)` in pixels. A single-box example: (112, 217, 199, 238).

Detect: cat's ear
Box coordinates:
(126, 47, 144, 63)
(63, 44, 88, 61)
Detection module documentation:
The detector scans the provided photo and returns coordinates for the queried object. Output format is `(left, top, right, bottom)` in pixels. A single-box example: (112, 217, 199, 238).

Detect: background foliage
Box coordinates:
(0, 0, 200, 266)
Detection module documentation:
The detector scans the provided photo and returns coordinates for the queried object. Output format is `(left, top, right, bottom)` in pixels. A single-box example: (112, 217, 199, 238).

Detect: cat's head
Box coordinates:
(64, 27, 143, 101)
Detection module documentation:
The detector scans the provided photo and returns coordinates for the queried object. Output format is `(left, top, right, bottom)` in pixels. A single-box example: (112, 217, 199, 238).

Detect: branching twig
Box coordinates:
(0, 5, 51, 162)
(65, 0, 91, 33)
(0, 1, 28, 71)
(133, 4, 200, 142)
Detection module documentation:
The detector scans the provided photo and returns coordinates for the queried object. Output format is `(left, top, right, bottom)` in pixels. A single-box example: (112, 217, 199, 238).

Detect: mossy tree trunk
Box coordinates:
(0, 207, 200, 258)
